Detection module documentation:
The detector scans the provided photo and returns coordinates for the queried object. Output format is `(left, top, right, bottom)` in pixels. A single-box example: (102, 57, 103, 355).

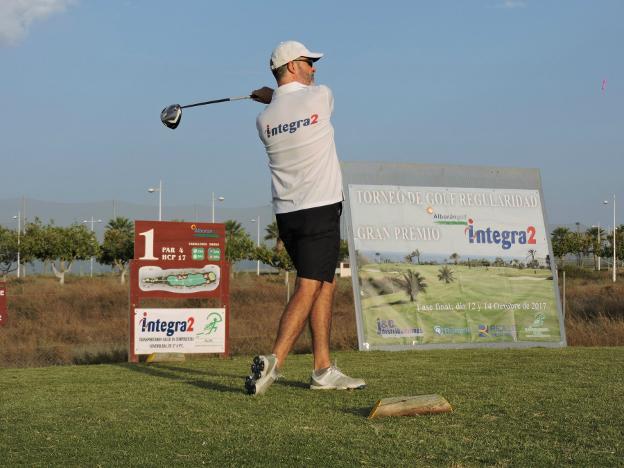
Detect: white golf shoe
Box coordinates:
(310, 364, 366, 390)
(245, 354, 279, 396)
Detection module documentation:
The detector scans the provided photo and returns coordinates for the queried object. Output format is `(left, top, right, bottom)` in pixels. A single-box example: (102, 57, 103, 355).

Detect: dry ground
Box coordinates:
(0, 270, 622, 367)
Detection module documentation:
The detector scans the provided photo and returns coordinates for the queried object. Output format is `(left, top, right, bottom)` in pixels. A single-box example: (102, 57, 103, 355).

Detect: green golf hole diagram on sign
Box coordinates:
(138, 265, 220, 293)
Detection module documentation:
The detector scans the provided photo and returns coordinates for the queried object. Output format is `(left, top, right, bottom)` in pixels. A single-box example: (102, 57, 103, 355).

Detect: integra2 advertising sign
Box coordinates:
(347, 184, 565, 350)
(134, 308, 226, 354)
(129, 220, 230, 361)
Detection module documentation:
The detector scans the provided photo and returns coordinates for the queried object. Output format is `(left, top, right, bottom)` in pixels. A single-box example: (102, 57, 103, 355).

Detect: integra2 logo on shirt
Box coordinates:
(266, 113, 318, 138)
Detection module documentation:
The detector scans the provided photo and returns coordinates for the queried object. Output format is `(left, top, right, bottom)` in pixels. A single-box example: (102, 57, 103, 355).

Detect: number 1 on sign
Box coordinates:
(139, 229, 158, 260)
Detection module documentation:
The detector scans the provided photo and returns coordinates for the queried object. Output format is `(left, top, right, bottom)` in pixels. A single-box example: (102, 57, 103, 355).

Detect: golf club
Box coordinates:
(160, 95, 251, 129)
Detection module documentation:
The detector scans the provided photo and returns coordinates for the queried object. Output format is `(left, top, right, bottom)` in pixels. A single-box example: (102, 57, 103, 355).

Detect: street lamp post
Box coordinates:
(604, 196, 617, 282)
(148, 180, 162, 221)
(83, 217, 103, 277)
(592, 223, 602, 271)
(613, 195, 617, 283)
(212, 192, 225, 223)
(251, 216, 260, 276)
(11, 212, 21, 278)
(597, 223, 601, 271)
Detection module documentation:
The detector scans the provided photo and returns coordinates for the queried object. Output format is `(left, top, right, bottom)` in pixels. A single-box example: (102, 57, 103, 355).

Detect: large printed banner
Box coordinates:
(134, 308, 226, 354)
(348, 184, 564, 350)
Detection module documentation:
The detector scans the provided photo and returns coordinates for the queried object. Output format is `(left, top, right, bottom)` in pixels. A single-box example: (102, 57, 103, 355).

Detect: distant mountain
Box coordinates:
(0, 197, 273, 238)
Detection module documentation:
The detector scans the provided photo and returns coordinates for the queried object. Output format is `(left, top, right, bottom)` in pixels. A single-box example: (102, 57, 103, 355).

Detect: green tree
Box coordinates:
(21, 218, 49, 270)
(404, 249, 421, 264)
(449, 253, 460, 265)
(568, 232, 590, 266)
(99, 217, 134, 283)
(586, 226, 606, 270)
(225, 220, 244, 239)
(493, 257, 505, 267)
(437, 265, 455, 284)
(551, 227, 572, 268)
(25, 221, 99, 284)
(264, 220, 284, 252)
(392, 269, 427, 302)
(253, 244, 294, 271)
(0, 226, 18, 277)
(527, 249, 539, 269)
(224, 220, 255, 272)
(338, 239, 350, 264)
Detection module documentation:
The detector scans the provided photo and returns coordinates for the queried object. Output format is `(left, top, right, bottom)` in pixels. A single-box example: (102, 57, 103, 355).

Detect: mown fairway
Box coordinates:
(1, 348, 622, 466)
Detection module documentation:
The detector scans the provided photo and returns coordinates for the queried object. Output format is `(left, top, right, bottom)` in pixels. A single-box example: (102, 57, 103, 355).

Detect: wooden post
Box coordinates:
(368, 394, 452, 419)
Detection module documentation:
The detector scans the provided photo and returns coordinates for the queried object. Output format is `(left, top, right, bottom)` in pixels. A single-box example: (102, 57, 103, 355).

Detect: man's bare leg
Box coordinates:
(272, 277, 322, 366)
(307, 277, 366, 390)
(309, 279, 336, 371)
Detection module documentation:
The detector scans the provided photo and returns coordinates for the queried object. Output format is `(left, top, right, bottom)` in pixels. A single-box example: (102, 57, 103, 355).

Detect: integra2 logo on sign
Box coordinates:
(465, 218, 537, 250)
(266, 114, 318, 138)
(139, 312, 194, 336)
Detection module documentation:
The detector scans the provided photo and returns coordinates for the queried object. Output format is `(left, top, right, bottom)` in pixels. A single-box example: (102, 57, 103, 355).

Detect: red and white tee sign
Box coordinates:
(128, 221, 231, 361)
(0, 284, 7, 326)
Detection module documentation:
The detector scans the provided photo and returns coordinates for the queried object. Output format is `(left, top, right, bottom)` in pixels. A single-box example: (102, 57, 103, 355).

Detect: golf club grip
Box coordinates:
(180, 96, 251, 109)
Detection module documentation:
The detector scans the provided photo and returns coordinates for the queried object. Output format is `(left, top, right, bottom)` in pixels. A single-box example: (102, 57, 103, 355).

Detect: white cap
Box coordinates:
(270, 40, 323, 70)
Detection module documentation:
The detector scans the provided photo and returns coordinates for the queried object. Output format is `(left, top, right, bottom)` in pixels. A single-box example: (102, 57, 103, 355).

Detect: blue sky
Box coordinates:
(1, 0, 622, 226)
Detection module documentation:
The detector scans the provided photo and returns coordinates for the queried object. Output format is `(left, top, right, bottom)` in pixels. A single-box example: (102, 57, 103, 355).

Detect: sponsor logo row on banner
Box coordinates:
(374, 312, 551, 342)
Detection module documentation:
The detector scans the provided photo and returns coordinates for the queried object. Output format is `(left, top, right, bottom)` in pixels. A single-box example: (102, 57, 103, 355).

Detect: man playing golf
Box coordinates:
(245, 41, 366, 395)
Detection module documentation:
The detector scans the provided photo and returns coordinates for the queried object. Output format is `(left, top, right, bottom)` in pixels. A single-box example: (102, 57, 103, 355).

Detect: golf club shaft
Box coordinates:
(180, 95, 251, 109)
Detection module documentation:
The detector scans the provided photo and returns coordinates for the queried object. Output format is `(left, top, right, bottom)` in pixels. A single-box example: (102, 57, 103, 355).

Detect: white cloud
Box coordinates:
(0, 0, 75, 47)
(494, 0, 527, 8)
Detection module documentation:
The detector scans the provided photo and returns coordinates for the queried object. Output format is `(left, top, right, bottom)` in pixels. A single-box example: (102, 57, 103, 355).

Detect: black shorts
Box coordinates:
(276, 202, 342, 283)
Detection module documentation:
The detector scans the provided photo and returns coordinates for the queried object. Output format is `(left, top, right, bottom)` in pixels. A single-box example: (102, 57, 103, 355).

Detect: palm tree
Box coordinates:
(404, 249, 421, 264)
(437, 265, 455, 284)
(224, 220, 244, 240)
(100, 217, 134, 282)
(264, 220, 284, 252)
(449, 253, 460, 265)
(106, 217, 133, 233)
(392, 269, 427, 302)
(223, 220, 254, 275)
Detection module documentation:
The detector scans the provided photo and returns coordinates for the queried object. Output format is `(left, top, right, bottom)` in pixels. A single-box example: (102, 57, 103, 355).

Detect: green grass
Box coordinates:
(1, 348, 623, 466)
(359, 264, 561, 346)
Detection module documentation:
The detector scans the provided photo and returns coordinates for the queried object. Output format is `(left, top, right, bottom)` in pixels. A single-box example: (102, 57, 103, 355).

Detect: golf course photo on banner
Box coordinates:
(347, 184, 564, 350)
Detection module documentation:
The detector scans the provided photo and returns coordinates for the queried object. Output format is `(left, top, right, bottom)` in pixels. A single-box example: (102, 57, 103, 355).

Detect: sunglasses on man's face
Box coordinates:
(293, 58, 315, 67)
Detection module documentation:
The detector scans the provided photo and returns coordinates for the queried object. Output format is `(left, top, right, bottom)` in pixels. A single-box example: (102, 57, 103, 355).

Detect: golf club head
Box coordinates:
(161, 104, 182, 129)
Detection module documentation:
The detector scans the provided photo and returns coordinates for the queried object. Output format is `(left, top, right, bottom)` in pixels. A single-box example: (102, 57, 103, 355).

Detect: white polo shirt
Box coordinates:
(256, 82, 343, 214)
